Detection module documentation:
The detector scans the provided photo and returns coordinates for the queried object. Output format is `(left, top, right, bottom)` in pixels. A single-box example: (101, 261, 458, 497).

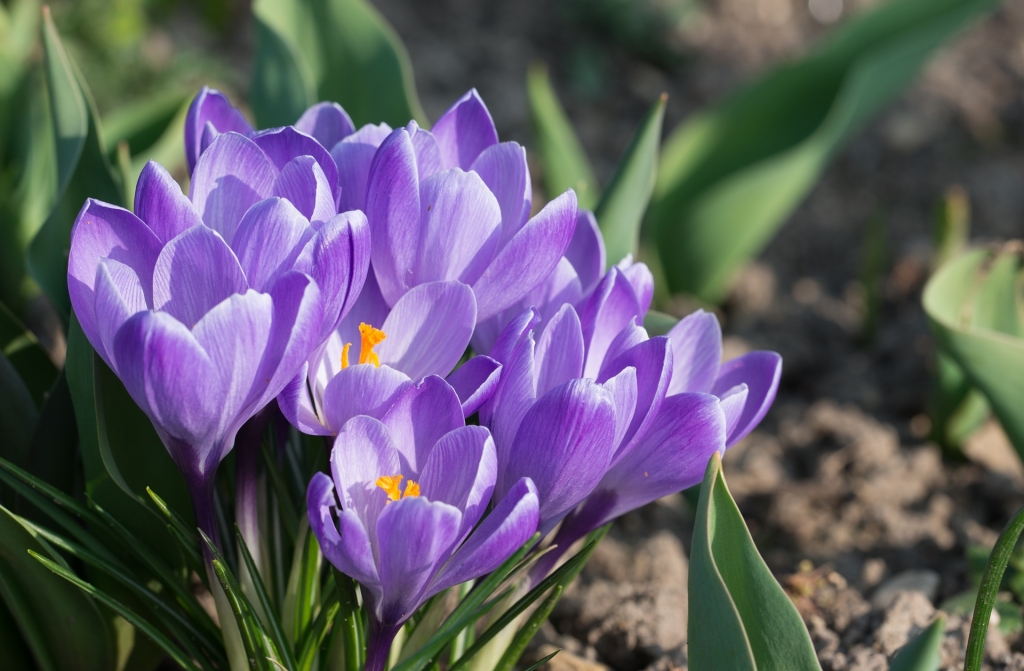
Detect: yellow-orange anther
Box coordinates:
(375, 474, 420, 502)
(340, 342, 351, 369)
(339, 323, 387, 370)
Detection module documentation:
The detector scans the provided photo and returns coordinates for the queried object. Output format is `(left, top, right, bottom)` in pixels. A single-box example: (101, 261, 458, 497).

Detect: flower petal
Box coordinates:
(470, 142, 531, 245)
(446, 356, 501, 418)
(579, 267, 641, 379)
(321, 364, 413, 434)
(272, 155, 336, 225)
(278, 365, 332, 436)
(377, 281, 476, 380)
(600, 365, 637, 455)
(407, 122, 444, 179)
(484, 330, 536, 474)
(599, 335, 672, 460)
(307, 472, 379, 588)
(335, 272, 391, 359)
(309, 210, 371, 339)
(333, 123, 392, 213)
(185, 87, 253, 175)
(295, 102, 355, 151)
(431, 89, 498, 170)
(231, 198, 313, 293)
(419, 425, 496, 539)
(565, 210, 606, 295)
(251, 126, 339, 199)
(380, 376, 464, 479)
(712, 351, 782, 446)
(617, 258, 653, 316)
(331, 415, 401, 540)
(717, 383, 749, 442)
(134, 161, 202, 242)
(94, 259, 147, 368)
(666, 309, 722, 395)
(534, 304, 584, 398)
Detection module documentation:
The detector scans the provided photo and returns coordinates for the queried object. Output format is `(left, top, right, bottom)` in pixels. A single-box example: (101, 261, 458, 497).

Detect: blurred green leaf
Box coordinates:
(0, 505, 117, 671)
(651, 0, 1000, 303)
(890, 617, 945, 671)
(101, 89, 189, 157)
(594, 93, 666, 267)
(22, 372, 76, 496)
(923, 247, 1024, 460)
(29, 7, 122, 321)
(527, 63, 599, 210)
(0, 595, 34, 671)
(252, 0, 426, 129)
(688, 452, 820, 671)
(0, 350, 37, 470)
(0, 302, 57, 408)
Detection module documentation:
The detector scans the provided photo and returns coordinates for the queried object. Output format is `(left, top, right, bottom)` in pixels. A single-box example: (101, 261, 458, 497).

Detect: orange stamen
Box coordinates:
(375, 474, 420, 502)
(358, 323, 386, 366)
(340, 342, 351, 369)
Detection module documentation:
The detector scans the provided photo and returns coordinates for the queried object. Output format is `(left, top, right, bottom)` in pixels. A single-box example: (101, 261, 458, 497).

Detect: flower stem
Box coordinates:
(365, 620, 400, 671)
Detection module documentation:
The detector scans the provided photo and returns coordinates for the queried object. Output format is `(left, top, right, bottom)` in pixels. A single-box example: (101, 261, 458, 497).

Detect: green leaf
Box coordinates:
(20, 372, 77, 509)
(0, 301, 58, 408)
(0, 505, 117, 671)
(594, 93, 666, 267)
(101, 89, 190, 158)
(526, 63, 599, 210)
(29, 7, 122, 320)
(650, 0, 1000, 302)
(236, 527, 296, 671)
(890, 617, 945, 671)
(923, 247, 1024, 459)
(0, 595, 35, 671)
(689, 453, 820, 671)
(0, 350, 38, 470)
(521, 649, 559, 671)
(251, 0, 426, 129)
(492, 584, 563, 671)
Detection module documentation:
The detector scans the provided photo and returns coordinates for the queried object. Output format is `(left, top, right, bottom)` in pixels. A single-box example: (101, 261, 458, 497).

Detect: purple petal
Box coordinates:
(381, 376, 464, 479)
(431, 477, 539, 593)
(295, 102, 355, 150)
(309, 210, 371, 338)
(599, 321, 648, 371)
(565, 210, 606, 295)
(376, 496, 461, 626)
(273, 156, 336, 225)
(331, 415, 401, 539)
(94, 259, 147, 368)
(503, 378, 617, 532)
(414, 169, 502, 287)
(486, 308, 538, 365)
(666, 309, 722, 395)
(472, 190, 578, 321)
(471, 142, 531, 245)
(595, 393, 726, 524)
(712, 351, 782, 446)
(185, 87, 253, 175)
(534, 304, 584, 398)
(600, 366, 637, 454)
(377, 281, 476, 380)
(113, 311, 223, 476)
(335, 272, 391, 357)
(332, 123, 392, 213)
(484, 331, 536, 474)
(251, 126, 339, 199)
(599, 336, 672, 460)
(446, 356, 501, 417)
(189, 132, 276, 244)
(579, 267, 641, 379)
(419, 425, 496, 539)
(431, 89, 499, 170)
(717, 383, 749, 442)
(321, 363, 413, 434)
(366, 129, 421, 306)
(134, 161, 202, 242)
(152, 225, 247, 327)
(307, 472, 380, 588)
(407, 122, 444, 179)
(278, 366, 332, 436)
(617, 258, 654, 316)
(231, 198, 313, 293)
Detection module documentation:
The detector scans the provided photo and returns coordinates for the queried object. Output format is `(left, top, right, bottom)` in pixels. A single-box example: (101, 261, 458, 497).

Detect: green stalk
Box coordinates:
(965, 503, 1024, 670)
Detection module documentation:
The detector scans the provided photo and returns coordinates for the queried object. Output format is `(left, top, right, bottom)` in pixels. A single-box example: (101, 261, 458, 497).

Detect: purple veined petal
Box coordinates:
(321, 363, 413, 434)
(185, 87, 253, 175)
(335, 272, 391, 358)
(600, 365, 637, 454)
(666, 309, 722, 396)
(273, 156, 337, 225)
(330, 415, 401, 543)
(565, 210, 606, 295)
(431, 476, 539, 594)
(332, 123, 392, 213)
(94, 259, 147, 369)
(598, 335, 672, 461)
(502, 378, 618, 533)
(251, 126, 339, 200)
(483, 331, 537, 476)
(366, 129, 421, 306)
(134, 161, 202, 243)
(472, 190, 578, 322)
(414, 169, 502, 287)
(307, 472, 380, 588)
(594, 392, 726, 525)
(278, 366, 333, 436)
(380, 376, 465, 479)
(189, 132, 276, 244)
(231, 198, 314, 293)
(419, 425, 496, 540)
(406, 121, 444, 180)
(375, 496, 462, 626)
(113, 311, 224, 476)
(471, 142, 531, 245)
(717, 383, 749, 442)
(712, 351, 782, 446)
(599, 321, 649, 373)
(534, 304, 584, 398)
(616, 257, 654, 317)
(484, 307, 538, 365)
(431, 89, 499, 170)
(295, 102, 355, 151)
(579, 267, 642, 380)
(152, 225, 248, 327)
(68, 199, 162, 358)
(446, 356, 501, 418)
(377, 281, 477, 380)
(309, 210, 371, 339)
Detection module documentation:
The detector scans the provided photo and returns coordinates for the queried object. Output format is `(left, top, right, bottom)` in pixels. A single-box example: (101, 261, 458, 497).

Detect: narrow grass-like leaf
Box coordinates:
(521, 649, 560, 671)
(492, 584, 564, 671)
(236, 527, 297, 671)
(332, 568, 365, 670)
(526, 63, 599, 209)
(296, 586, 340, 670)
(890, 616, 945, 671)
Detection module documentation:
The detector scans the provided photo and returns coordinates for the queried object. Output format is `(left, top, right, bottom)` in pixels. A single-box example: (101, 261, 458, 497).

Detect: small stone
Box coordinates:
(873, 592, 936, 656)
(871, 570, 940, 610)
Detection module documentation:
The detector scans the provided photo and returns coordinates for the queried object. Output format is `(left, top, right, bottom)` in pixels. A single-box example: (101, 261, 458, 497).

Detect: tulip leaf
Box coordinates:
(594, 93, 666, 268)
(29, 7, 122, 321)
(252, 0, 426, 129)
(890, 617, 945, 671)
(650, 0, 1000, 303)
(0, 505, 117, 671)
(689, 453, 820, 671)
(526, 63, 599, 210)
(924, 247, 1024, 460)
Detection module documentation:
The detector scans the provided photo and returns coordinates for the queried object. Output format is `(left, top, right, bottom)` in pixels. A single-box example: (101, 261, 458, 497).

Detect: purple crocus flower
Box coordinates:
(67, 141, 369, 542)
(307, 377, 539, 670)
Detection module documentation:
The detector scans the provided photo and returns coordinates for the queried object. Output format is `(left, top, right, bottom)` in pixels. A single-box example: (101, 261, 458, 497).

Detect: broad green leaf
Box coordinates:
(924, 247, 1024, 460)
(651, 0, 999, 302)
(890, 617, 945, 671)
(0, 350, 37, 470)
(252, 0, 426, 129)
(526, 63, 599, 210)
(29, 8, 122, 320)
(595, 93, 666, 267)
(22, 372, 76, 497)
(0, 301, 57, 408)
(689, 453, 820, 671)
(0, 596, 34, 671)
(101, 89, 189, 157)
(0, 505, 116, 671)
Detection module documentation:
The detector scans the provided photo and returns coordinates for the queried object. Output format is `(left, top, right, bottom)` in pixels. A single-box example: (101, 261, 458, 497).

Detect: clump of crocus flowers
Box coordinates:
(68, 86, 781, 671)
